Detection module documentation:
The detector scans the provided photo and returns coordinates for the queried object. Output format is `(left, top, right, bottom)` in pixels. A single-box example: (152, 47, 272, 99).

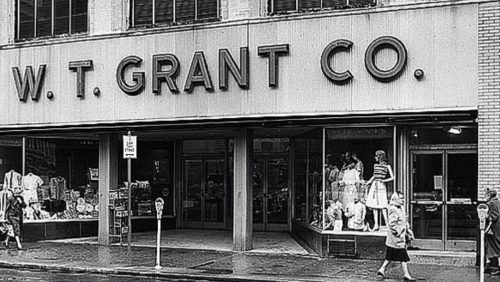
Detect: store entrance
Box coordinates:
(181, 157, 227, 229)
(252, 155, 290, 231)
(410, 149, 478, 251)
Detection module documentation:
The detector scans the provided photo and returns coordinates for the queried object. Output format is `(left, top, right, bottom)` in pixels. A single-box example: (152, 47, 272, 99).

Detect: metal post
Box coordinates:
(480, 229, 485, 282)
(155, 218, 161, 269)
(127, 131, 132, 250)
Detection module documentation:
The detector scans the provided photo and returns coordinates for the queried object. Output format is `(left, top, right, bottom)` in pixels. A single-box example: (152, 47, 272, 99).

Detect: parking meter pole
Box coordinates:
(156, 218, 161, 269)
(477, 203, 489, 282)
(155, 198, 164, 270)
(481, 229, 485, 282)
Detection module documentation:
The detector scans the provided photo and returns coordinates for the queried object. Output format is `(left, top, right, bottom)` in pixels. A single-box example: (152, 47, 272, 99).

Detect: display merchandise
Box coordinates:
(22, 172, 44, 204)
(4, 170, 22, 190)
(345, 198, 367, 231)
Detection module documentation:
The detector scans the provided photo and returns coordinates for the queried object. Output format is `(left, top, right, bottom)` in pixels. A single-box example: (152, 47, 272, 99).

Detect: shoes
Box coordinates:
(377, 270, 385, 279)
(403, 276, 416, 281)
(3, 242, 8, 249)
(491, 270, 500, 276)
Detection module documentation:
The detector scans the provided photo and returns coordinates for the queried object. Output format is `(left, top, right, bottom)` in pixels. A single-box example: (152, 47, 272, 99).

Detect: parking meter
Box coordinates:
(155, 198, 164, 219)
(477, 204, 489, 230)
(154, 198, 164, 269)
(477, 203, 489, 282)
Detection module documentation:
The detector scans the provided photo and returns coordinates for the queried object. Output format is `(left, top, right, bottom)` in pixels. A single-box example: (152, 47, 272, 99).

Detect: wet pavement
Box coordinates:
(0, 241, 489, 282)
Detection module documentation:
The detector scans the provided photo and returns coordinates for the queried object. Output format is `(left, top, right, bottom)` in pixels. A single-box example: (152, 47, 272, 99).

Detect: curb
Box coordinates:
(0, 261, 318, 282)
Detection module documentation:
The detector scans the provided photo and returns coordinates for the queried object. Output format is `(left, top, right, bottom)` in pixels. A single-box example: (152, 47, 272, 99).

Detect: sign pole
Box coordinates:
(155, 198, 164, 269)
(481, 229, 485, 282)
(127, 131, 132, 250)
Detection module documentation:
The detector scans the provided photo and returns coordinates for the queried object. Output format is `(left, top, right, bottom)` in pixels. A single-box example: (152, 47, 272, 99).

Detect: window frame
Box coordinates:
(16, 0, 89, 41)
(131, 0, 220, 28)
(268, 0, 377, 14)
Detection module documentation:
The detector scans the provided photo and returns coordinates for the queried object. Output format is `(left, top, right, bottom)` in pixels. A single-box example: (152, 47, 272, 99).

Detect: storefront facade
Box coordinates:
(0, 0, 498, 257)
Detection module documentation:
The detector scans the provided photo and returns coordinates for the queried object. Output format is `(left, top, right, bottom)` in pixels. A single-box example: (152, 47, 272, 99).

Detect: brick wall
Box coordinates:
(478, 1, 500, 200)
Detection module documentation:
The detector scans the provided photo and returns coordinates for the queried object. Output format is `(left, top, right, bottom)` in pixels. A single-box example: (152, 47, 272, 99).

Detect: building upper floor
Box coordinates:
(0, 0, 494, 46)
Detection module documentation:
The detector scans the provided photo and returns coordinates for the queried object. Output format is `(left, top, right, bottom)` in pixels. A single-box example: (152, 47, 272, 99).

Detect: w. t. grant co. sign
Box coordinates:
(11, 36, 410, 102)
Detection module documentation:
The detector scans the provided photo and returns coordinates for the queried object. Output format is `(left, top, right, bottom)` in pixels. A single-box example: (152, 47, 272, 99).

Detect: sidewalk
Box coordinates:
(0, 240, 487, 282)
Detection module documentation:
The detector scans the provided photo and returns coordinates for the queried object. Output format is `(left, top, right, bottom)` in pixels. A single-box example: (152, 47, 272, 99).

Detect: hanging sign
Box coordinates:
(123, 135, 137, 159)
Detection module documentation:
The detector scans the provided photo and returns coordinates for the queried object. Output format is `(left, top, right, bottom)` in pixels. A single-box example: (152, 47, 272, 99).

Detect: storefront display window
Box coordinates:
(322, 127, 394, 232)
(118, 140, 174, 217)
(24, 138, 99, 222)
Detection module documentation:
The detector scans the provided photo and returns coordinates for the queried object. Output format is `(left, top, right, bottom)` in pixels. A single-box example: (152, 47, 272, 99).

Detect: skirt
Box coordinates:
(385, 246, 410, 262)
(366, 181, 388, 209)
(7, 215, 21, 237)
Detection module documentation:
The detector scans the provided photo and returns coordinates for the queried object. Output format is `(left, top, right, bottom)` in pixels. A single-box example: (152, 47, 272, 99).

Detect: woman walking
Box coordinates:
(376, 192, 416, 281)
(5, 190, 26, 250)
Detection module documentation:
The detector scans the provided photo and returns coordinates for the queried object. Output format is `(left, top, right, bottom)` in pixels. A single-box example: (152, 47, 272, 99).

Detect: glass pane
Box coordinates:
(204, 159, 224, 222)
(71, 0, 88, 33)
(323, 0, 348, 8)
(412, 153, 443, 201)
(252, 158, 264, 224)
(447, 205, 477, 240)
(273, 0, 296, 12)
(175, 0, 195, 22)
(155, 0, 173, 24)
(447, 152, 478, 241)
(36, 0, 52, 37)
(298, 0, 320, 10)
(267, 157, 288, 224)
(410, 127, 477, 146)
(197, 0, 218, 20)
(19, 0, 35, 39)
(254, 138, 289, 153)
(412, 203, 442, 240)
(134, 0, 153, 26)
(183, 160, 202, 221)
(294, 147, 307, 222)
(54, 0, 69, 35)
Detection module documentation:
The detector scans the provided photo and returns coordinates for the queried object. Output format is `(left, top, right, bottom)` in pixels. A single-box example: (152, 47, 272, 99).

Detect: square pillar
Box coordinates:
(233, 128, 253, 251)
(98, 133, 118, 245)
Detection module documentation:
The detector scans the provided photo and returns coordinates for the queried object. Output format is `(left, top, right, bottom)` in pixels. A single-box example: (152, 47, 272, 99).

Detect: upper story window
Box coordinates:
(15, 0, 88, 41)
(268, 0, 376, 14)
(131, 0, 219, 28)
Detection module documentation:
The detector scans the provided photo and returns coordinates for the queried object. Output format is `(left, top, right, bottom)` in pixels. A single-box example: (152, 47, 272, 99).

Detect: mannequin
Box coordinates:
(366, 150, 394, 231)
(352, 152, 364, 180)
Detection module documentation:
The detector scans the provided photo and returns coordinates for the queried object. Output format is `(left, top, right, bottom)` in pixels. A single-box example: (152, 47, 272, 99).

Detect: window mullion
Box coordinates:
(51, 0, 54, 36)
(69, 0, 72, 34)
(195, 0, 197, 20)
(34, 0, 38, 38)
(17, 0, 20, 40)
(152, 0, 156, 25)
(173, 0, 176, 23)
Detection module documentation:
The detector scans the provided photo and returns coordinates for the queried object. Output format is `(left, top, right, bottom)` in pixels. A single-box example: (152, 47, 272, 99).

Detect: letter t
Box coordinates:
(69, 60, 93, 98)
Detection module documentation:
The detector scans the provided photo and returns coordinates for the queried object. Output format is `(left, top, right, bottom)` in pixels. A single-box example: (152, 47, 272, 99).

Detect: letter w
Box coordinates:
(12, 65, 46, 102)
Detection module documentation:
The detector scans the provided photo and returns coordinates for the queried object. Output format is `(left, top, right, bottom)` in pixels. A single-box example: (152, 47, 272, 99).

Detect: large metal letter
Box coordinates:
(69, 60, 93, 98)
(152, 54, 180, 94)
(365, 36, 407, 82)
(12, 65, 46, 102)
(257, 44, 289, 87)
(219, 47, 249, 90)
(321, 39, 353, 85)
(184, 51, 214, 93)
(116, 56, 145, 95)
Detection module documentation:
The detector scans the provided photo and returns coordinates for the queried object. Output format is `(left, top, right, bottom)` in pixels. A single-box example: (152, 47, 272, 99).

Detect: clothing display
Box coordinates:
(366, 163, 390, 209)
(345, 200, 367, 230)
(49, 176, 67, 200)
(22, 173, 44, 204)
(3, 170, 22, 190)
(342, 169, 359, 212)
(325, 200, 343, 230)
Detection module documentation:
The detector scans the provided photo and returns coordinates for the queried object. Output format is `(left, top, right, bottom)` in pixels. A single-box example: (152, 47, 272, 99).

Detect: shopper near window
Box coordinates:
(4, 190, 26, 250)
(485, 188, 500, 275)
(377, 192, 416, 281)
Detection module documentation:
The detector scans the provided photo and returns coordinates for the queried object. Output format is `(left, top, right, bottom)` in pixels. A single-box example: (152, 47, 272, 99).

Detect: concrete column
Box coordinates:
(89, 0, 129, 35)
(0, 1, 15, 45)
(233, 128, 253, 251)
(98, 133, 118, 245)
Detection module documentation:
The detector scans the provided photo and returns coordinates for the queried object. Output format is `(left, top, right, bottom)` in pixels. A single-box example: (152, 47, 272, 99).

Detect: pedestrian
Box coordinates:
(4, 188, 26, 250)
(485, 187, 500, 275)
(376, 192, 416, 281)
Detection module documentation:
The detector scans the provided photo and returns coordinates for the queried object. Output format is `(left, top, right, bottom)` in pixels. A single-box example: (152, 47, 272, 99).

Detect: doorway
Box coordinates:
(252, 155, 290, 231)
(181, 157, 227, 229)
(410, 149, 478, 251)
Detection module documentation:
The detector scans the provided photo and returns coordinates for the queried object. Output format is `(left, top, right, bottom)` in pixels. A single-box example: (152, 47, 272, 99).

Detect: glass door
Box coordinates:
(253, 155, 290, 231)
(181, 157, 226, 229)
(410, 150, 478, 251)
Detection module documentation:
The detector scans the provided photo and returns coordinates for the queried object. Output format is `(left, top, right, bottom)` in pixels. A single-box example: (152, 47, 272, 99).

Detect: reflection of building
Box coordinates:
(0, 0, 497, 259)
